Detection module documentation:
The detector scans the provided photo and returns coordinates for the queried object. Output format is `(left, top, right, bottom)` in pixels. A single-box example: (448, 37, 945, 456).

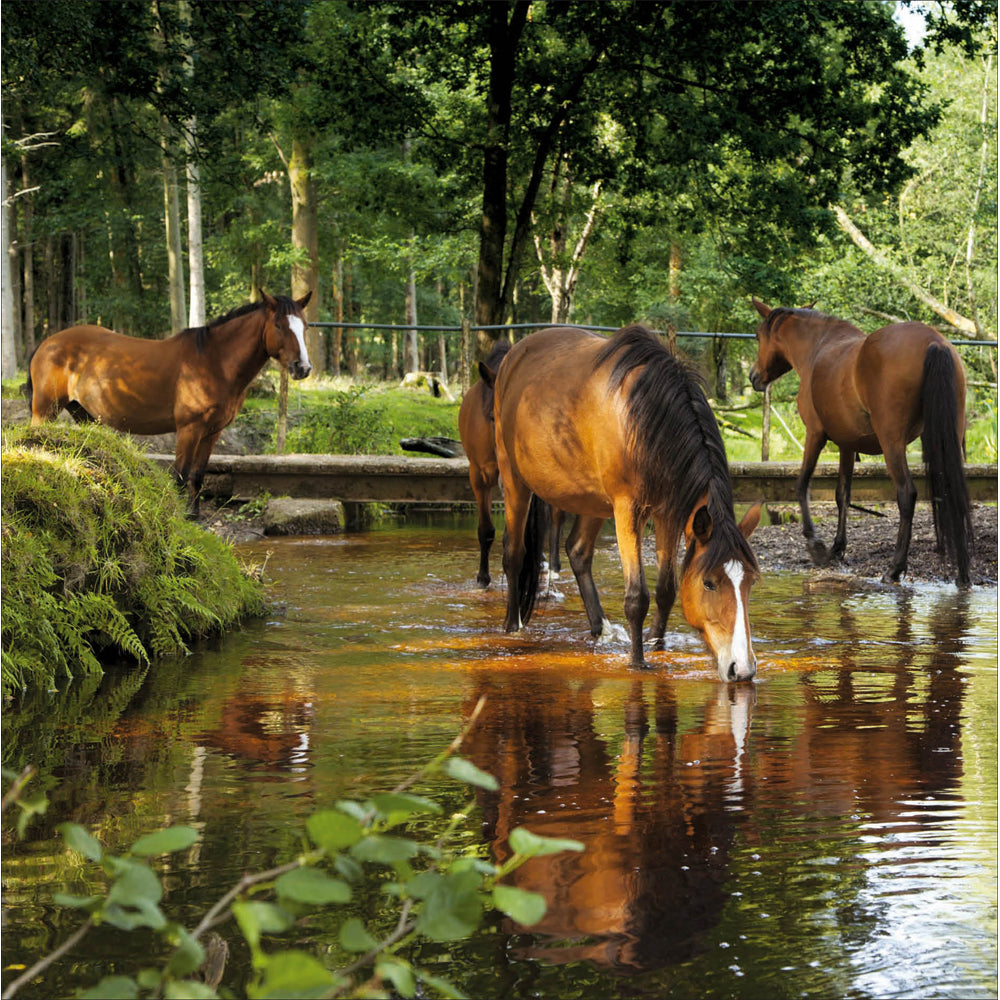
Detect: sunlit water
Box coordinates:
(3, 512, 997, 999)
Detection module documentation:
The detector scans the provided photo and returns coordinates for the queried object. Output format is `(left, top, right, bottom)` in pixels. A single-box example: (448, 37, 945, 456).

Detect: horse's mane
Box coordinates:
(765, 306, 859, 337)
(595, 325, 758, 571)
(479, 338, 512, 421)
(181, 296, 300, 352)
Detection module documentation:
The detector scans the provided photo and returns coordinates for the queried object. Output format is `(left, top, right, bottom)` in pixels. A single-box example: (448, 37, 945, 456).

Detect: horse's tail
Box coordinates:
(517, 493, 545, 625)
(22, 347, 36, 410)
(921, 343, 973, 585)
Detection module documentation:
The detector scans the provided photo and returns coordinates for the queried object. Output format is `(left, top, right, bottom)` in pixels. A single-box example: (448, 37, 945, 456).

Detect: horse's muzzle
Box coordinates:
(748, 368, 765, 392)
(290, 361, 312, 380)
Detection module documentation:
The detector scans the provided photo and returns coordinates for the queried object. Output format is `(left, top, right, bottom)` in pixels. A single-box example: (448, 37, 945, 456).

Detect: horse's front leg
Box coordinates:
(647, 516, 677, 651)
(830, 448, 855, 561)
(174, 425, 221, 519)
(882, 447, 917, 583)
(797, 429, 830, 565)
(470, 470, 496, 588)
(565, 514, 608, 638)
(613, 500, 650, 669)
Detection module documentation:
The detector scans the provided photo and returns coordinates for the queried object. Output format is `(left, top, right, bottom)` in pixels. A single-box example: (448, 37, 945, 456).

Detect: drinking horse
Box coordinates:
(25, 291, 313, 515)
(488, 325, 761, 679)
(749, 300, 972, 586)
(458, 337, 564, 587)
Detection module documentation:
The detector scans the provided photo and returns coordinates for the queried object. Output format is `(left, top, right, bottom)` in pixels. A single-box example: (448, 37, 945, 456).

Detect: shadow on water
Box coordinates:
(2, 518, 996, 1000)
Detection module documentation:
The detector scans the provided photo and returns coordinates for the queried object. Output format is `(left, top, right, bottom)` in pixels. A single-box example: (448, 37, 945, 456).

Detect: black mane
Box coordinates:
(181, 296, 301, 353)
(595, 324, 757, 571)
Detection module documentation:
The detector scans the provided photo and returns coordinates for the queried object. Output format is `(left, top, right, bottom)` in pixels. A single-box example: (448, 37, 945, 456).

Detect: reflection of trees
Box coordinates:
(463, 673, 756, 972)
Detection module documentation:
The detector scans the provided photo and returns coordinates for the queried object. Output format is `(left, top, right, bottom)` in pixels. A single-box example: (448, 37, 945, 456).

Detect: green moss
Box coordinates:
(1, 423, 264, 698)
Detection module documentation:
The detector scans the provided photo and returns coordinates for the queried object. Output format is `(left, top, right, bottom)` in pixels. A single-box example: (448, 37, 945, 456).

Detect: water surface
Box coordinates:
(3, 514, 996, 999)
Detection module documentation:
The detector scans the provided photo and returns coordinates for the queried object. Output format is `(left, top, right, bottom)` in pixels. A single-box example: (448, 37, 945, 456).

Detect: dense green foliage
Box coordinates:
(2, 1, 995, 366)
(1, 423, 264, 697)
(3, 732, 583, 1000)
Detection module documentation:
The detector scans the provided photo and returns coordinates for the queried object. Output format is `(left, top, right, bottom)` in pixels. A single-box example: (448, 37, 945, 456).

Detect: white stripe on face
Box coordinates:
(287, 314, 311, 368)
(724, 559, 749, 668)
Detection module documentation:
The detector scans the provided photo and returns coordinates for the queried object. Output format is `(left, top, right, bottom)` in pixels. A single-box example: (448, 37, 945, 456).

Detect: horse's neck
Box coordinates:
(785, 317, 863, 370)
(209, 313, 270, 387)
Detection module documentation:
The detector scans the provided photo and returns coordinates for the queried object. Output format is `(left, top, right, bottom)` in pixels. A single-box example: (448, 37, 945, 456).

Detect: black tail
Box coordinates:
(921, 344, 973, 585)
(22, 348, 36, 409)
(518, 494, 545, 625)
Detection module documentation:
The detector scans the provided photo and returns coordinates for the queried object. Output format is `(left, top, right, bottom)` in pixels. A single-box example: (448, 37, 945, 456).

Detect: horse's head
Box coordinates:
(261, 290, 313, 380)
(748, 298, 793, 392)
(680, 501, 761, 682)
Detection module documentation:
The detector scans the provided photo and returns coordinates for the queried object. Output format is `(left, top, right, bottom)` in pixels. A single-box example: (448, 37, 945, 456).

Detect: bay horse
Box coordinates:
(25, 291, 313, 515)
(458, 338, 564, 587)
(487, 324, 761, 679)
(749, 299, 972, 586)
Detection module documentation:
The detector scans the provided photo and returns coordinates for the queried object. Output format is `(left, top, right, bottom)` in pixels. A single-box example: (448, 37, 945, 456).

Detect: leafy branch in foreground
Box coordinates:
(2, 697, 583, 1000)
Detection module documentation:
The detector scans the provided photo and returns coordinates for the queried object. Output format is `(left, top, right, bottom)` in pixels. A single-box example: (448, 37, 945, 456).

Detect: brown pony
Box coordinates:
(25, 291, 312, 515)
(749, 300, 972, 585)
(458, 338, 564, 587)
(488, 324, 761, 679)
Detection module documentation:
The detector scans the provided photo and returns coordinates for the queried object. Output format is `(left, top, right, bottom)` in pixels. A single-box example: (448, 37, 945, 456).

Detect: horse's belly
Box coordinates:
(71, 377, 176, 435)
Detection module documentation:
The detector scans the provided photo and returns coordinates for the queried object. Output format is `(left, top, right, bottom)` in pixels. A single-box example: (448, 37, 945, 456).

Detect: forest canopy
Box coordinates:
(2, 0, 996, 381)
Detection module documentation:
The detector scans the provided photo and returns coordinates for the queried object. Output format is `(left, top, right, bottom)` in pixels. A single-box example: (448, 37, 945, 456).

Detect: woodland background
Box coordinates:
(1, 0, 996, 397)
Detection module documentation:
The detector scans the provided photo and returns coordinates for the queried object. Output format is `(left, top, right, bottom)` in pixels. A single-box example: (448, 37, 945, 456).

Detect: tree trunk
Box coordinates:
(186, 120, 205, 328)
(1, 158, 17, 377)
(288, 136, 322, 367)
(831, 205, 982, 337)
(404, 265, 419, 373)
(162, 124, 186, 334)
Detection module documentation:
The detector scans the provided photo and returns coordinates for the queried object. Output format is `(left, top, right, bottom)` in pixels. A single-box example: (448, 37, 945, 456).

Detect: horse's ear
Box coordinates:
(692, 506, 713, 545)
(478, 362, 497, 388)
(739, 502, 762, 539)
(751, 298, 771, 319)
(259, 290, 277, 309)
(296, 290, 313, 309)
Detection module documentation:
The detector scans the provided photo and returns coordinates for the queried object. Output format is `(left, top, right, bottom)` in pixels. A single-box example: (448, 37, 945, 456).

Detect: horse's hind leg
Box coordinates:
(883, 448, 917, 583)
(471, 474, 496, 587)
(549, 507, 565, 575)
(566, 514, 609, 638)
(829, 448, 855, 561)
(175, 426, 221, 519)
(798, 428, 831, 565)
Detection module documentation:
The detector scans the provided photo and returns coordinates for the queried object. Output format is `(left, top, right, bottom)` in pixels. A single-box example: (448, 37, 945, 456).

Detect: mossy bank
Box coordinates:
(1, 423, 265, 698)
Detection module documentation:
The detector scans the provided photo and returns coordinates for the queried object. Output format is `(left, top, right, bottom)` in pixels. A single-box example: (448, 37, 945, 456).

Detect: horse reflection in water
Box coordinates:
(463, 674, 756, 971)
(458, 591, 973, 976)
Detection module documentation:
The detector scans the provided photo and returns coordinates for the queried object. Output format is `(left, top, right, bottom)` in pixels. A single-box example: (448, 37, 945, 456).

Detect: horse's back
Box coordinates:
(494, 327, 627, 515)
(29, 324, 182, 432)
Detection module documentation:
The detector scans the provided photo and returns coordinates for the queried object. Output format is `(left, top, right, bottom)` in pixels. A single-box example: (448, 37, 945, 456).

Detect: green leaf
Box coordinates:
(164, 925, 205, 979)
(443, 757, 498, 790)
(52, 892, 102, 910)
(350, 834, 419, 864)
(306, 810, 364, 852)
(107, 858, 163, 908)
(58, 822, 102, 861)
(406, 869, 442, 899)
(130, 826, 199, 857)
(415, 868, 483, 942)
(419, 972, 468, 1000)
(508, 826, 585, 858)
(492, 884, 547, 926)
(249, 949, 339, 1000)
(371, 792, 442, 820)
(232, 900, 294, 957)
(79, 975, 139, 999)
(376, 957, 416, 998)
(275, 867, 351, 906)
(338, 916, 378, 953)
(164, 981, 218, 999)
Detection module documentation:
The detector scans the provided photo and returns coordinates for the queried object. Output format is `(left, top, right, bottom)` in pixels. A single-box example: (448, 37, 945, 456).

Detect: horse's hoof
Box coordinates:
(881, 569, 902, 585)
(806, 538, 830, 566)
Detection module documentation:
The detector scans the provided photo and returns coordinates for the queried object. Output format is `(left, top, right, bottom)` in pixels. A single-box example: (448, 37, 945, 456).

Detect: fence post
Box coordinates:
(461, 318, 471, 392)
(276, 366, 289, 454)
(761, 385, 771, 461)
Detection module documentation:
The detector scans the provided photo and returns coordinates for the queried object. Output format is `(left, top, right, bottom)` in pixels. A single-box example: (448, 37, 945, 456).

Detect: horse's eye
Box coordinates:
(703, 578, 717, 592)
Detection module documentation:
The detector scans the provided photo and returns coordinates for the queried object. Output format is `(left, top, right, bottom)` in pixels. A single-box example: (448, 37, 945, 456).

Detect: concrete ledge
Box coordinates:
(148, 454, 998, 505)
